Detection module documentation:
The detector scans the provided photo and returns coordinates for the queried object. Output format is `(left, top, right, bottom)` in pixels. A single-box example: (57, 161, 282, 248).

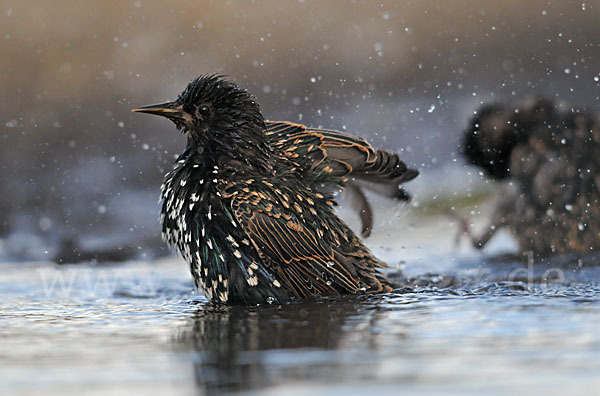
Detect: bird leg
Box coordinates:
(445, 209, 500, 249)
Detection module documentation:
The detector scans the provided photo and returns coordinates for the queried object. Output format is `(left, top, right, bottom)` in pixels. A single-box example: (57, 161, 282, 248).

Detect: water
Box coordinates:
(2, 207, 600, 395)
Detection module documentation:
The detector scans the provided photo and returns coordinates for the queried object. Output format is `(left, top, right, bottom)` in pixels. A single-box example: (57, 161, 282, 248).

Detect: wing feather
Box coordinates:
(265, 121, 418, 237)
(222, 180, 375, 298)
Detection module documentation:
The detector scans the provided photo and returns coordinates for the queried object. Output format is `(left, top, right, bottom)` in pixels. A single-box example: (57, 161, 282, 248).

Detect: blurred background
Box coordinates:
(1, 0, 599, 262)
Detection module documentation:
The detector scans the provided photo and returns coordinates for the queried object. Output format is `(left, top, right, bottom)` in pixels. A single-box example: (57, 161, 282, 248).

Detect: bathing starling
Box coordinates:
(133, 74, 417, 304)
(461, 98, 600, 256)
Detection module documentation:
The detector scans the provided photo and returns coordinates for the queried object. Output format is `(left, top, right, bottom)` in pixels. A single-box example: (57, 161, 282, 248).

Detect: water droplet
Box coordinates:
(266, 296, 275, 304)
(565, 204, 573, 211)
(428, 104, 436, 113)
(39, 217, 52, 231)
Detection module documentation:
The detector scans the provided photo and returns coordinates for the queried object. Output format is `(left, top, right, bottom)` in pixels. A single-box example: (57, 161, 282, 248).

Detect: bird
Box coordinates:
(460, 97, 600, 256)
(132, 74, 418, 304)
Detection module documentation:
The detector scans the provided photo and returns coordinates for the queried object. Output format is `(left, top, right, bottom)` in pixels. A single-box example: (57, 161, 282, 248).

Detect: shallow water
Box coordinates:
(2, 208, 600, 395)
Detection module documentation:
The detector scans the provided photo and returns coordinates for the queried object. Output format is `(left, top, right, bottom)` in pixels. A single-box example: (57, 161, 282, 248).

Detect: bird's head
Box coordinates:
(461, 103, 525, 180)
(133, 74, 264, 143)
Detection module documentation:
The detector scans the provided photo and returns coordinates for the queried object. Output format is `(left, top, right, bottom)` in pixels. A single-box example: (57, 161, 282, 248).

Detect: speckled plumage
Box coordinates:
(264, 121, 418, 236)
(134, 74, 417, 304)
(462, 98, 600, 256)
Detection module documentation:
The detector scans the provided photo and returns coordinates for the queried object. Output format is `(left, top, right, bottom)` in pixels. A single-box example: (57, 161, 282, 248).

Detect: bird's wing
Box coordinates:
(266, 121, 418, 237)
(220, 178, 389, 298)
(265, 121, 418, 186)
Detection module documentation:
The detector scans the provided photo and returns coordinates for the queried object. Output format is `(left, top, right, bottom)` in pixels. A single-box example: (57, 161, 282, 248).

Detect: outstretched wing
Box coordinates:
(265, 121, 418, 236)
(266, 121, 418, 184)
(220, 178, 392, 299)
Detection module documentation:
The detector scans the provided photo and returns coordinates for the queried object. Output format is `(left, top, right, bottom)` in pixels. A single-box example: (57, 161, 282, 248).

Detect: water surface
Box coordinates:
(2, 209, 600, 395)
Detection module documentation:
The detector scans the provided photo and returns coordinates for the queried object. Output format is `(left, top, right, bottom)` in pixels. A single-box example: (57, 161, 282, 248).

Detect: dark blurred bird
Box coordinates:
(461, 98, 600, 256)
(133, 74, 418, 304)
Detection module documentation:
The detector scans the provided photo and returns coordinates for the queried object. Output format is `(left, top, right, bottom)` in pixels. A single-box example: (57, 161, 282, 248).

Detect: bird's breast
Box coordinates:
(160, 161, 220, 246)
(159, 160, 259, 302)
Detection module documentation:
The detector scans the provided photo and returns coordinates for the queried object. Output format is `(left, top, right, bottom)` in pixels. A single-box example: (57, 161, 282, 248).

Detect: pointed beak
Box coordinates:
(131, 101, 183, 118)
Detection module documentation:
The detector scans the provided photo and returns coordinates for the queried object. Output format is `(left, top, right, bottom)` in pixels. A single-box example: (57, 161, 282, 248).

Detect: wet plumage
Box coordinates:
(133, 74, 417, 304)
(462, 98, 600, 256)
(264, 121, 418, 236)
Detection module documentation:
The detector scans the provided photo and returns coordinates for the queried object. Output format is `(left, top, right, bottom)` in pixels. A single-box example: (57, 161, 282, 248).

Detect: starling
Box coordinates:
(461, 97, 600, 256)
(133, 74, 418, 304)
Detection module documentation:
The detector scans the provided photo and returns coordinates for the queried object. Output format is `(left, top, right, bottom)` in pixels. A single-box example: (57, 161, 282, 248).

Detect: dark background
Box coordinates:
(1, 0, 599, 260)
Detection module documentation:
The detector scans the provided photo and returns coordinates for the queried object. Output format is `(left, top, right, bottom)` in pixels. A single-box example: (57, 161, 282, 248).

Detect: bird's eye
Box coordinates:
(199, 105, 210, 117)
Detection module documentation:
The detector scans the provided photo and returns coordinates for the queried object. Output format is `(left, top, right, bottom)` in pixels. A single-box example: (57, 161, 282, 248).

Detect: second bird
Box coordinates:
(133, 74, 417, 304)
(462, 98, 600, 256)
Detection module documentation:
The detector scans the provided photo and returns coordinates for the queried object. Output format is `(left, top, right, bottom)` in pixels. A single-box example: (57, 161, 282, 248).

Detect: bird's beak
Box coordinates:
(131, 101, 184, 119)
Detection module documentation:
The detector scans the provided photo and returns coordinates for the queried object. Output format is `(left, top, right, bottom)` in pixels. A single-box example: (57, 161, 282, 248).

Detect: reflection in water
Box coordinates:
(174, 296, 394, 393)
(173, 251, 600, 394)
(3, 256, 600, 394)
